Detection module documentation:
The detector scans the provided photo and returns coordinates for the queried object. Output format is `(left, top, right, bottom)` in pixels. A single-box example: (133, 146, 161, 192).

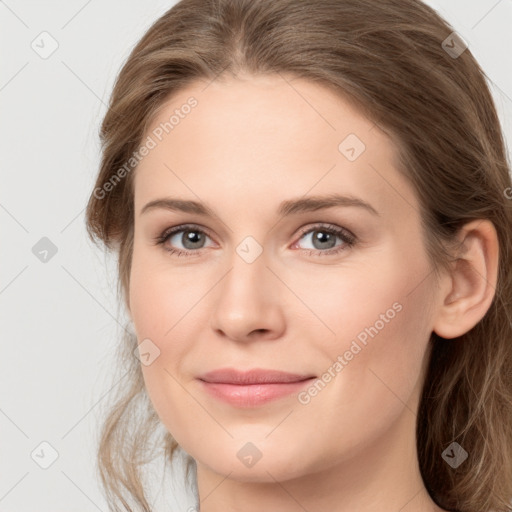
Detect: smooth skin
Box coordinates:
(128, 73, 499, 512)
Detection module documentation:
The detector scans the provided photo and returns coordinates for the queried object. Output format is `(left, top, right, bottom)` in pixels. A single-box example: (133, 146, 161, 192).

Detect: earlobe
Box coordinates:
(432, 219, 499, 339)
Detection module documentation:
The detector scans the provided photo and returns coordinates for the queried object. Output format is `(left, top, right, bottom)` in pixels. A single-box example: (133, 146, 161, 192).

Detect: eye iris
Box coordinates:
(312, 230, 336, 250)
(182, 230, 204, 249)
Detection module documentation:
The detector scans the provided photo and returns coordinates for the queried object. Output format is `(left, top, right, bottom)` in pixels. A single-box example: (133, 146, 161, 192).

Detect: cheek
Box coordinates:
(128, 244, 219, 398)
(315, 227, 433, 362)
(287, 291, 429, 469)
(128, 243, 208, 342)
(293, 249, 433, 444)
(128, 249, 192, 408)
(128, 252, 202, 436)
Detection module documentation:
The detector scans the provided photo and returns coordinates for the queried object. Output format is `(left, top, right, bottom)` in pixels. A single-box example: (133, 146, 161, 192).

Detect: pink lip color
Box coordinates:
(197, 368, 316, 408)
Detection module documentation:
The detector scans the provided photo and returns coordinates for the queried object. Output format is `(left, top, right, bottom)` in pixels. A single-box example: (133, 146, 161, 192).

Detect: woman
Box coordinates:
(85, 0, 512, 511)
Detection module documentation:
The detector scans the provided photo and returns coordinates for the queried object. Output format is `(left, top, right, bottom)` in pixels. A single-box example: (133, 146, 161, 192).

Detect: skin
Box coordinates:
(128, 73, 499, 512)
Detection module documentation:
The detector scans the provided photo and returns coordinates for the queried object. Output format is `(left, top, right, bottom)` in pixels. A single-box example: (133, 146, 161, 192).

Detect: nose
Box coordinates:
(209, 250, 286, 343)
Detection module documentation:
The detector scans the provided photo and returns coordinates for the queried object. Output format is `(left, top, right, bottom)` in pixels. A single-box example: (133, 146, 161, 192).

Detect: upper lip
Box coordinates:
(198, 368, 316, 385)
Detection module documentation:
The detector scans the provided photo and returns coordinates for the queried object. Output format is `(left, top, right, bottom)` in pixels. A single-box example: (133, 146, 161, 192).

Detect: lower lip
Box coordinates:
(198, 378, 315, 407)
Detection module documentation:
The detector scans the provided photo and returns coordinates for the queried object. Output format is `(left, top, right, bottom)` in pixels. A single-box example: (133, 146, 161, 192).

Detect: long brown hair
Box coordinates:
(85, 0, 512, 510)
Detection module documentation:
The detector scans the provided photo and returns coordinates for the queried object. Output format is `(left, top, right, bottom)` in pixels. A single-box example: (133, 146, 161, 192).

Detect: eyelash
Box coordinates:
(153, 223, 357, 258)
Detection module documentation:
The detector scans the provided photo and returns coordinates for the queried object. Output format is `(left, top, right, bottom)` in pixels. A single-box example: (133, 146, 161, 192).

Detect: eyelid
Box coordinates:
(153, 224, 217, 259)
(293, 222, 356, 244)
(154, 221, 357, 257)
(154, 223, 216, 245)
(154, 222, 353, 244)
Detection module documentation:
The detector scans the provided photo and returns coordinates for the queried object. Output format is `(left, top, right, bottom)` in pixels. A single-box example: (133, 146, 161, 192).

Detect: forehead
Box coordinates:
(133, 74, 419, 223)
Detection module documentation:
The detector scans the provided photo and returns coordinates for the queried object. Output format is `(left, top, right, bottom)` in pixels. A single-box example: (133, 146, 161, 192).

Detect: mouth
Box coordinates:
(197, 368, 316, 407)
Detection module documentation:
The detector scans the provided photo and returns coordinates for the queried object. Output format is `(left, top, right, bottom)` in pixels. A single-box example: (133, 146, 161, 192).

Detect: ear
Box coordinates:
(432, 219, 499, 339)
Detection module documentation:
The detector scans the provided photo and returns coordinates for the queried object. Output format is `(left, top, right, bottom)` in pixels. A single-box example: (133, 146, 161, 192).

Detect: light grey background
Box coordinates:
(1, 1, 511, 510)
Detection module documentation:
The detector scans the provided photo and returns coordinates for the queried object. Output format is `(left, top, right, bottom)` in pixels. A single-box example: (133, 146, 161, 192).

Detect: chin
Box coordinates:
(193, 436, 318, 483)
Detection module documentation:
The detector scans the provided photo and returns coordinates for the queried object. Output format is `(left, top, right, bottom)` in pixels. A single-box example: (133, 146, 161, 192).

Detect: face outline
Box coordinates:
(128, 73, 443, 502)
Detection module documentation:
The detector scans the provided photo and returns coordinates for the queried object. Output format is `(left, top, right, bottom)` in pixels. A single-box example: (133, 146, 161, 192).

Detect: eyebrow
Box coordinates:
(140, 193, 379, 218)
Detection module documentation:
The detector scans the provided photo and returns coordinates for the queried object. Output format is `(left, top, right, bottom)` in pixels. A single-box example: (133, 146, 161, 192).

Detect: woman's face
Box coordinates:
(129, 74, 440, 483)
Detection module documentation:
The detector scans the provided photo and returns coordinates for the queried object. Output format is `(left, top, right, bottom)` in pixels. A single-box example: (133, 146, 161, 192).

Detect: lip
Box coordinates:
(197, 368, 316, 407)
